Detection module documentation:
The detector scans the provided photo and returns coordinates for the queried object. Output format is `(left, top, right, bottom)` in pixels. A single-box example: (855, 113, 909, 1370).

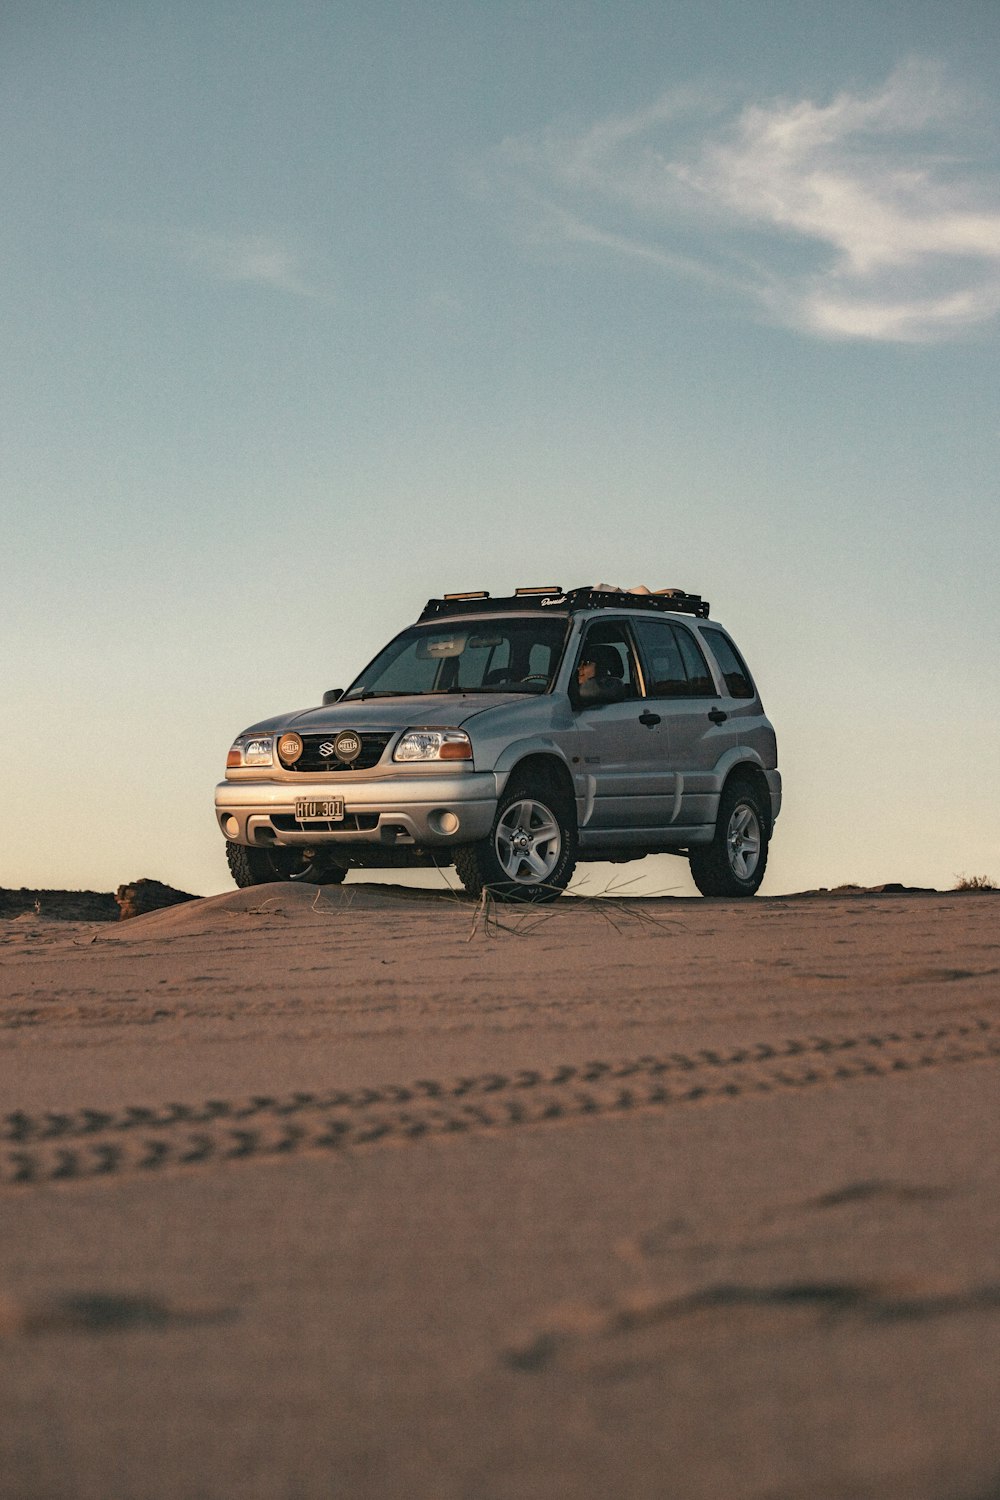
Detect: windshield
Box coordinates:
(344, 616, 569, 699)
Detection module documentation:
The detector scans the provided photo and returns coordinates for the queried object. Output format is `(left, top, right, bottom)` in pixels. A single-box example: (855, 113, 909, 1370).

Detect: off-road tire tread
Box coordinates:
(225, 841, 276, 889)
(689, 778, 769, 898)
(224, 842, 348, 889)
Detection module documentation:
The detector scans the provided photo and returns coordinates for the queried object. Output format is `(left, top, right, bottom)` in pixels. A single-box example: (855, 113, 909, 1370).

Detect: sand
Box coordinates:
(1, 884, 999, 1499)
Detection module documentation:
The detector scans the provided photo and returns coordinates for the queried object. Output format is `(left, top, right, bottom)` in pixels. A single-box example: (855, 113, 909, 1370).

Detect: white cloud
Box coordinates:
(170, 230, 320, 298)
(486, 61, 1000, 342)
(105, 224, 326, 299)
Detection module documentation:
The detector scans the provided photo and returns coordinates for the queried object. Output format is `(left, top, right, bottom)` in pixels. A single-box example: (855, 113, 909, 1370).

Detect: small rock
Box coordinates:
(115, 879, 198, 921)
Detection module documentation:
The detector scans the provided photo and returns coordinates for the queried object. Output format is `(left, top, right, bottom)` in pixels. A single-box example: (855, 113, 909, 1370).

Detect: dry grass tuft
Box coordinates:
(953, 873, 998, 892)
(432, 868, 687, 941)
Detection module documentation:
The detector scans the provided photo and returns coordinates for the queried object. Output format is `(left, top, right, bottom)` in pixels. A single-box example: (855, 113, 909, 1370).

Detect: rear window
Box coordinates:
(701, 628, 755, 699)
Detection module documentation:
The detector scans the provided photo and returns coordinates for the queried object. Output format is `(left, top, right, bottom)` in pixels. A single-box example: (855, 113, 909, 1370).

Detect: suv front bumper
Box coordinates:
(215, 772, 499, 849)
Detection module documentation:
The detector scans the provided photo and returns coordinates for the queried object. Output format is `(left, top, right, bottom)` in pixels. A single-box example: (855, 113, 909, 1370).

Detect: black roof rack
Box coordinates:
(418, 586, 710, 621)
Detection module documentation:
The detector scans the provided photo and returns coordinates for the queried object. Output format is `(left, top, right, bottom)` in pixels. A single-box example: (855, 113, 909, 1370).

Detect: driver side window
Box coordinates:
(576, 622, 641, 699)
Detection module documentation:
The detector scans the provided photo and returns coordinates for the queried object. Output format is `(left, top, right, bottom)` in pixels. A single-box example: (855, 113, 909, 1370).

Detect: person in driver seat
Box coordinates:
(576, 642, 627, 703)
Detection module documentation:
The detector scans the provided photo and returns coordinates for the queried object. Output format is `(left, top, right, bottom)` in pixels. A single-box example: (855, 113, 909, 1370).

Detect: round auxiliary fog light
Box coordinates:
(222, 815, 240, 839)
(333, 730, 361, 762)
(277, 732, 304, 765)
(430, 810, 461, 837)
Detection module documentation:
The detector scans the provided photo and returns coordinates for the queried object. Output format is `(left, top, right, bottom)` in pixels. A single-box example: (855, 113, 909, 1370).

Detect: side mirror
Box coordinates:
(572, 677, 624, 709)
(322, 688, 344, 705)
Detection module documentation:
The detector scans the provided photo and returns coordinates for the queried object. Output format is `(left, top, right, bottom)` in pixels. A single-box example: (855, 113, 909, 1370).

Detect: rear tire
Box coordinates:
(455, 780, 577, 904)
(225, 842, 348, 889)
(689, 779, 769, 897)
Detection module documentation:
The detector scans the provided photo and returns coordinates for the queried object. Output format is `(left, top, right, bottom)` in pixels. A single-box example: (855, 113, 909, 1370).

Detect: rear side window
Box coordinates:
(701, 628, 755, 698)
(632, 619, 716, 698)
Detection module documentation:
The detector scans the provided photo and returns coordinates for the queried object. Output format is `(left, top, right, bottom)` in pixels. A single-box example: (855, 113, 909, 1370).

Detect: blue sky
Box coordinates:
(3, 1, 998, 896)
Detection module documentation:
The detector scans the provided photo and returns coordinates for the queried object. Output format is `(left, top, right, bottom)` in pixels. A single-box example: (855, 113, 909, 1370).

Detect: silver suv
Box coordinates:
(215, 586, 781, 901)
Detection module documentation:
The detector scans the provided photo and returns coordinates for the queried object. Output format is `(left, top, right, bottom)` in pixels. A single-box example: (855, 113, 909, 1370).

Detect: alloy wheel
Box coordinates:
(726, 803, 761, 881)
(494, 798, 562, 884)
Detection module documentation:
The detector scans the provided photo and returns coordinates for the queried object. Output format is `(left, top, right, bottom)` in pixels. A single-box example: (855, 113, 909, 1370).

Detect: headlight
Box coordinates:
(393, 729, 473, 763)
(226, 735, 274, 769)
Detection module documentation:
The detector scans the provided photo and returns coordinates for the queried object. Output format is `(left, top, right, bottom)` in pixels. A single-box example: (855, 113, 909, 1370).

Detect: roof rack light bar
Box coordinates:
(443, 590, 490, 601)
(514, 585, 562, 595)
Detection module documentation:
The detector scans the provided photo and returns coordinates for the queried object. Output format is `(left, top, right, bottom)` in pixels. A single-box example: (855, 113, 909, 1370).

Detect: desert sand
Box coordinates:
(1, 882, 999, 1499)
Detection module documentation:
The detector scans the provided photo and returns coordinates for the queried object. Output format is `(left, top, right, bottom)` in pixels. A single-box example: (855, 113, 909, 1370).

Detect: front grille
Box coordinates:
(290, 732, 394, 773)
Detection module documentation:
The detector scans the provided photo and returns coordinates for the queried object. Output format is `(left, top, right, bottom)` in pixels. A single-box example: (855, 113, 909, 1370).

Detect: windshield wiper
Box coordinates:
(349, 684, 548, 700)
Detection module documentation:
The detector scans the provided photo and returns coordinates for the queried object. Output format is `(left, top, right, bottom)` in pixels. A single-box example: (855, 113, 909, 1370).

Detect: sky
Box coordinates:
(3, 0, 999, 898)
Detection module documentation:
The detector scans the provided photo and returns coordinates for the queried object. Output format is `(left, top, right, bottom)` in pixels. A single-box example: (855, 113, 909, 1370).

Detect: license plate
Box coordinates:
(295, 797, 345, 822)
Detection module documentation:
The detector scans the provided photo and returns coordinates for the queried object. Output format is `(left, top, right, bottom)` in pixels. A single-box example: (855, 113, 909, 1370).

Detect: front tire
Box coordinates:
(225, 842, 348, 889)
(455, 780, 577, 904)
(689, 779, 769, 897)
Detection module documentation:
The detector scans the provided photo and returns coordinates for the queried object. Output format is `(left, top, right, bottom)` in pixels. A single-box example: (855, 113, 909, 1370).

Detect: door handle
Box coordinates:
(708, 707, 728, 724)
(638, 710, 661, 727)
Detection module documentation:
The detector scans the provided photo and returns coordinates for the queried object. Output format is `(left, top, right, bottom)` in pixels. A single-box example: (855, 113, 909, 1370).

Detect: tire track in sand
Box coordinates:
(3, 1017, 997, 1188)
